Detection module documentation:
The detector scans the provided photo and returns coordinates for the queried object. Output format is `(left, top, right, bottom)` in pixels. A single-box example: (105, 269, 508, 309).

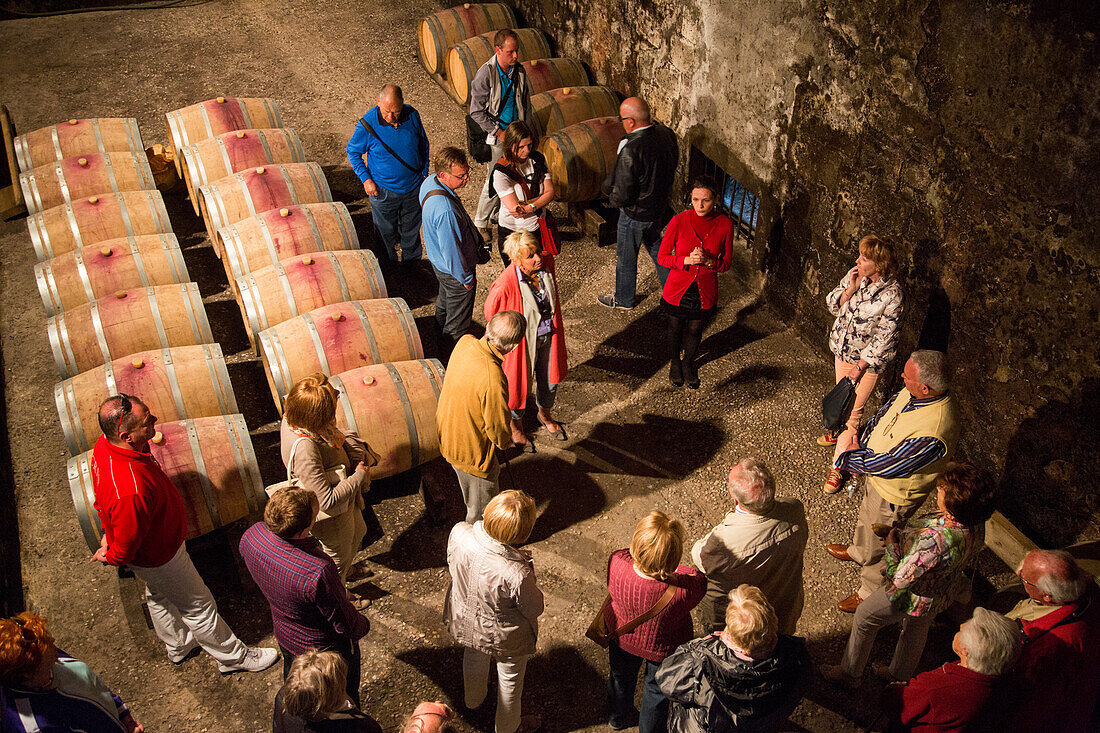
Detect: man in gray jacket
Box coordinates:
(468, 29, 531, 242)
(691, 458, 808, 635)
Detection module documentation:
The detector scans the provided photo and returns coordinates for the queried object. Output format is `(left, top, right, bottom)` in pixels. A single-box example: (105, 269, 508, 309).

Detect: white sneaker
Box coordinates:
(217, 646, 279, 674)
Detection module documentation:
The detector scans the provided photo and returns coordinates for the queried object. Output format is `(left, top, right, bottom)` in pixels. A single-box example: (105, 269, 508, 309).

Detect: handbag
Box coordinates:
(585, 583, 677, 648)
(822, 376, 856, 435)
(465, 114, 494, 165)
(264, 436, 348, 521)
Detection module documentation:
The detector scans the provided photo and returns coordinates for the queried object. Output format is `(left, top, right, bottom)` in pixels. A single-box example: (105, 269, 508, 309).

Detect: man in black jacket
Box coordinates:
(598, 97, 678, 310)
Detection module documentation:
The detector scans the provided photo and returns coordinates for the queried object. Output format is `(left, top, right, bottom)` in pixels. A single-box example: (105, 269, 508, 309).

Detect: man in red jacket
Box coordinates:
(90, 394, 277, 674)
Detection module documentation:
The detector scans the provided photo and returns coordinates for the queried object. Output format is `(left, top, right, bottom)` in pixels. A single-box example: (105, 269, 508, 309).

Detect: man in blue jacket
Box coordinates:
(347, 84, 430, 265)
(420, 147, 479, 362)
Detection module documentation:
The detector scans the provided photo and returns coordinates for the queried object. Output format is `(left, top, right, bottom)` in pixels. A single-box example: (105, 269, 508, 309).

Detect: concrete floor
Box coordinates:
(0, 2, 985, 730)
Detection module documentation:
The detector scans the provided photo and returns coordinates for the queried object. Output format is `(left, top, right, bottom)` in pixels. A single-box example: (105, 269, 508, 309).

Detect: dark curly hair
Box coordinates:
(940, 462, 997, 526)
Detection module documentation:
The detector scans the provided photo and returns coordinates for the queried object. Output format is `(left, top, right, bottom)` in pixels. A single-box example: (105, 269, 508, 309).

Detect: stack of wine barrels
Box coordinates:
(165, 97, 446, 480)
(416, 3, 625, 202)
(14, 115, 264, 553)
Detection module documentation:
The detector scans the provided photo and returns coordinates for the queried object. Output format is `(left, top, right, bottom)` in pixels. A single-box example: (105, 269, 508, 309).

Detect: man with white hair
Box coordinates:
(436, 311, 526, 522)
(691, 458, 808, 634)
(1003, 549, 1100, 732)
(880, 607, 1021, 730)
(824, 350, 960, 612)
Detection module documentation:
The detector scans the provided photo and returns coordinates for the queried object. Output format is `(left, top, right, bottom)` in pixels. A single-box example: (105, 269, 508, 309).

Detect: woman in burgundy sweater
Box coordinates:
(656, 175, 734, 389)
(604, 511, 706, 733)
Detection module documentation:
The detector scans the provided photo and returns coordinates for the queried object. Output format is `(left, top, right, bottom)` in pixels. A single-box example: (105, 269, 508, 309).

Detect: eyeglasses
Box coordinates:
(449, 168, 470, 181)
(116, 393, 134, 436)
(619, 116, 634, 122)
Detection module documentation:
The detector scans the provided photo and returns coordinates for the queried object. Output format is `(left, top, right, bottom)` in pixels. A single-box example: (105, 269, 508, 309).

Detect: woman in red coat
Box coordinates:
(484, 230, 568, 450)
(656, 175, 734, 389)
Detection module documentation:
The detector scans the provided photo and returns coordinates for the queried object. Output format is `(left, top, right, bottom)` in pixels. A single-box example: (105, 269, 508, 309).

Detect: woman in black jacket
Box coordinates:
(656, 585, 811, 732)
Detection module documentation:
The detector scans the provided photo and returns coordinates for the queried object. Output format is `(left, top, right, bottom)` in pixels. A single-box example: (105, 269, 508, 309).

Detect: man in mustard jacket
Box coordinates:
(436, 310, 526, 522)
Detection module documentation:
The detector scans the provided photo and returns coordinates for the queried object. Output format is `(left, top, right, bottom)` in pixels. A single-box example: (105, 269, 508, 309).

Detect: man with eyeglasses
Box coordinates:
(598, 96, 678, 310)
(89, 394, 278, 675)
(420, 146, 482, 362)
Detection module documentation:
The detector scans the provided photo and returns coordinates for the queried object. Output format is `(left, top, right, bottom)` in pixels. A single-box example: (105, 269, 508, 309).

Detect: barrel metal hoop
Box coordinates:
(264, 98, 283, 128)
(232, 414, 264, 511)
(50, 124, 64, 160)
(276, 165, 301, 206)
(56, 380, 82, 455)
(554, 127, 583, 200)
(125, 118, 142, 155)
(102, 355, 119, 397)
(102, 153, 122, 196)
(418, 358, 441, 400)
(92, 119, 106, 158)
(188, 283, 214, 342)
(129, 236, 151, 286)
(161, 346, 188, 418)
(242, 275, 267, 334)
(197, 102, 215, 141)
(66, 247, 94, 305)
(221, 414, 256, 514)
(55, 162, 73, 207)
(117, 193, 136, 239)
(275, 262, 298, 320)
(190, 143, 210, 191)
(306, 162, 331, 201)
(257, 217, 280, 272)
(134, 148, 156, 190)
(69, 454, 103, 551)
(185, 420, 223, 528)
(210, 182, 229, 235)
(166, 111, 184, 153)
(334, 203, 358, 249)
(54, 312, 78, 378)
(214, 135, 234, 178)
(14, 133, 28, 172)
(260, 330, 290, 401)
(255, 129, 274, 162)
(300, 204, 326, 250)
(384, 362, 420, 468)
(392, 298, 421, 358)
(349, 300, 381, 363)
(88, 299, 113, 366)
(237, 99, 253, 130)
(145, 286, 171, 348)
(302, 313, 333, 374)
(329, 252, 351, 302)
(164, 235, 188, 283)
(20, 173, 40, 214)
(204, 343, 237, 414)
(34, 262, 60, 317)
(327, 374, 359, 436)
(288, 129, 306, 162)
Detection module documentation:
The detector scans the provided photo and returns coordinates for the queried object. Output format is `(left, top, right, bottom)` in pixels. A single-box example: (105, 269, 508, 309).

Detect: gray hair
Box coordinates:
(910, 350, 949, 393)
(486, 311, 526, 354)
(957, 607, 1022, 676)
(379, 84, 403, 103)
(1026, 549, 1093, 604)
(728, 457, 775, 513)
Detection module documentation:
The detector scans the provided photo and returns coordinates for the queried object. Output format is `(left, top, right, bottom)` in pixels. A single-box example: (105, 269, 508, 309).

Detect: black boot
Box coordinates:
(684, 359, 700, 389)
(669, 358, 684, 387)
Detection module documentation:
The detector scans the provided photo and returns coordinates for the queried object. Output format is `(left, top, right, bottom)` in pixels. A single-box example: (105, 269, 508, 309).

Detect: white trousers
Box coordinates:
(130, 544, 247, 665)
(463, 646, 529, 733)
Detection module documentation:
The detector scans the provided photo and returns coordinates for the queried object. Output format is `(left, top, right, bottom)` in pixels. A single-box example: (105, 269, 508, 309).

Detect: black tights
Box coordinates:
(668, 315, 706, 369)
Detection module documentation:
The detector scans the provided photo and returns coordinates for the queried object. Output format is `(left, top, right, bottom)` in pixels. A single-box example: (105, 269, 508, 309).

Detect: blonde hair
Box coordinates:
(284, 373, 339, 434)
(503, 230, 540, 263)
(0, 612, 54, 686)
(858, 235, 897, 279)
(483, 490, 537, 545)
(281, 649, 348, 721)
(723, 585, 777, 658)
(629, 511, 685, 580)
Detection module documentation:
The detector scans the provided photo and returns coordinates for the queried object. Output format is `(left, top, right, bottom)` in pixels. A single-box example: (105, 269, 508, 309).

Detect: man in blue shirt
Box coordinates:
(346, 84, 430, 266)
(468, 29, 531, 243)
(420, 147, 479, 362)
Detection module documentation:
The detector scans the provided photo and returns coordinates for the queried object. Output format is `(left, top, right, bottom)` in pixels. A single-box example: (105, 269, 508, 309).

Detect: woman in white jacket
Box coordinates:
(445, 490, 544, 733)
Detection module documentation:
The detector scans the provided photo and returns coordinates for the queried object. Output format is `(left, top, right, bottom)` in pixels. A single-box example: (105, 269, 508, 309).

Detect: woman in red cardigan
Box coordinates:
(656, 175, 734, 389)
(484, 231, 568, 450)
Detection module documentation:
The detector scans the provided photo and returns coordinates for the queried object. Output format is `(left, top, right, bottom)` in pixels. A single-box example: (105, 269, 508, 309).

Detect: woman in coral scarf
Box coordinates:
(484, 230, 568, 450)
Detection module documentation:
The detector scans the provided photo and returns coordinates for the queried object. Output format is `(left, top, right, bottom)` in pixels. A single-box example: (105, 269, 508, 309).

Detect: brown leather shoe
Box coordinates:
(820, 664, 860, 690)
(837, 592, 864, 613)
(826, 544, 854, 562)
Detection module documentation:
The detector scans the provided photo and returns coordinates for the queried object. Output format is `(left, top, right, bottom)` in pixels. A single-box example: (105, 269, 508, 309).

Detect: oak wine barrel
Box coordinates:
(180, 128, 308, 214)
(48, 282, 215, 379)
(539, 116, 625, 202)
(236, 250, 387, 347)
(28, 191, 172, 262)
(19, 151, 157, 214)
(258, 298, 423, 410)
(221, 203, 358, 294)
(14, 118, 144, 173)
(55, 343, 238, 456)
(329, 359, 445, 479)
(522, 58, 591, 96)
(35, 234, 189, 316)
(529, 86, 620, 138)
(418, 2, 517, 75)
(68, 414, 263, 551)
(446, 29, 552, 105)
(198, 162, 331, 257)
(165, 97, 283, 174)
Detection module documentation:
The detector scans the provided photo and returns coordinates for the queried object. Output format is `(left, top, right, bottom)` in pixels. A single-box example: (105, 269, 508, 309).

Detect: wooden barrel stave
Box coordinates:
(55, 343, 238, 455)
(28, 191, 172, 262)
(418, 3, 517, 75)
(529, 85, 620, 138)
(180, 128, 308, 215)
(446, 29, 553, 105)
(165, 97, 283, 174)
(221, 202, 358, 294)
(258, 298, 424, 410)
(539, 116, 625, 202)
(68, 414, 263, 551)
(35, 233, 190, 316)
(15, 118, 144, 173)
(199, 162, 332, 257)
(329, 359, 445, 479)
(19, 151, 158, 214)
(47, 282, 214, 379)
(522, 58, 592, 96)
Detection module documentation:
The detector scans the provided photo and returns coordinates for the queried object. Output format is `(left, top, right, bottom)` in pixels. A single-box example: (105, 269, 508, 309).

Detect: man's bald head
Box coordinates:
(378, 85, 405, 126)
(619, 97, 651, 126)
(1021, 549, 1092, 605)
(379, 84, 403, 105)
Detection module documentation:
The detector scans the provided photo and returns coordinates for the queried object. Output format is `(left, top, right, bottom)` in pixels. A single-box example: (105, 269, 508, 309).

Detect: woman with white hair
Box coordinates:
(656, 585, 812, 732)
(273, 649, 383, 732)
(879, 607, 1021, 731)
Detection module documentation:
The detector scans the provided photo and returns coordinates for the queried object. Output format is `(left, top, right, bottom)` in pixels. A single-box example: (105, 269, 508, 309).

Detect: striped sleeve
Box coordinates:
(838, 436, 946, 478)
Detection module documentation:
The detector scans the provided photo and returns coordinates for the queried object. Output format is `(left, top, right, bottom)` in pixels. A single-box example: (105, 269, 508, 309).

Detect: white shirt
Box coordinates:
(492, 158, 549, 232)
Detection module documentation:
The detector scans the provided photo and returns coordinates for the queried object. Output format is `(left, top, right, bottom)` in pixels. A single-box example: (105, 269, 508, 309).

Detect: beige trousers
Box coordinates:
(832, 357, 880, 463)
(848, 485, 926, 598)
(312, 496, 367, 581)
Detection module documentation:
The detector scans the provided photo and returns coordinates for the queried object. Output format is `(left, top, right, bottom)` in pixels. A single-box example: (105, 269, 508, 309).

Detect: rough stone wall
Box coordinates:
(512, 0, 1100, 546)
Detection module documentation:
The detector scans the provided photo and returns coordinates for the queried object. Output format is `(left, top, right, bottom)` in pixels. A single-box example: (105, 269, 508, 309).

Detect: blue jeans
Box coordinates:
(369, 186, 422, 262)
(607, 641, 668, 733)
(614, 211, 669, 307)
(510, 334, 558, 420)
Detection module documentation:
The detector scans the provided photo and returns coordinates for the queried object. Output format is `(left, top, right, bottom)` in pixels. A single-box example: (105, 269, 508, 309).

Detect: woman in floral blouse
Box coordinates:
(822, 462, 997, 687)
(822, 235, 903, 494)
